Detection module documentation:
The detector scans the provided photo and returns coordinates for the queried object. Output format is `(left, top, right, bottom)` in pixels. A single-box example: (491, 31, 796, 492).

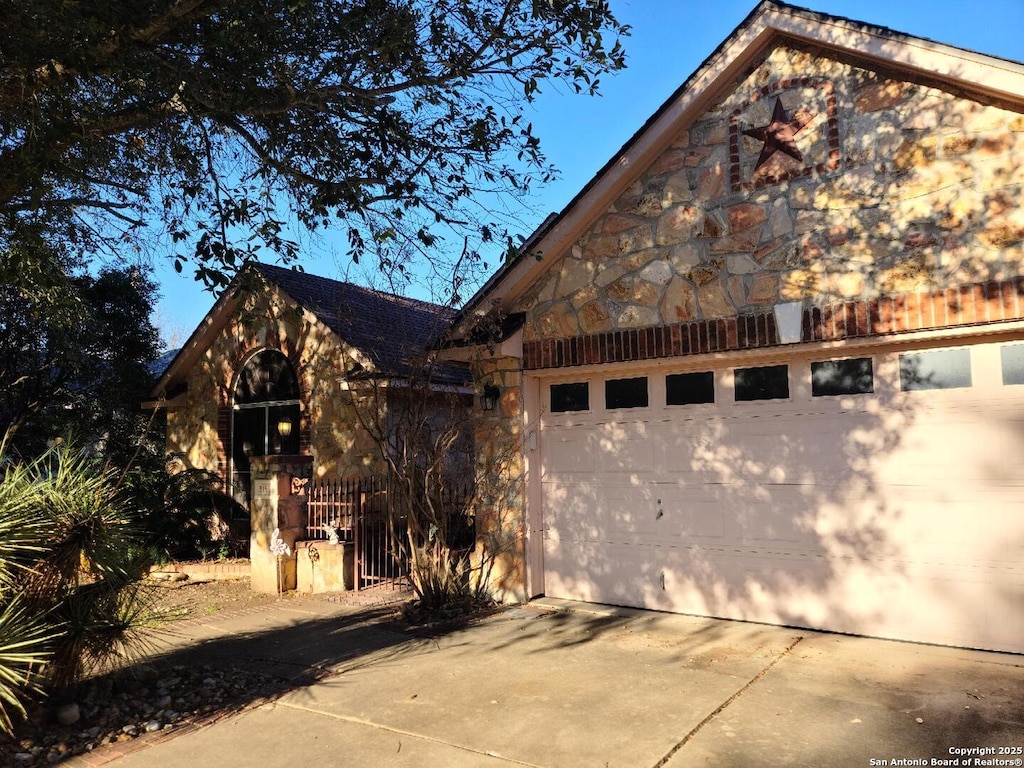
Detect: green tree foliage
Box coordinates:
(0, 440, 151, 735)
(0, 0, 627, 296)
(128, 461, 251, 564)
(0, 261, 161, 462)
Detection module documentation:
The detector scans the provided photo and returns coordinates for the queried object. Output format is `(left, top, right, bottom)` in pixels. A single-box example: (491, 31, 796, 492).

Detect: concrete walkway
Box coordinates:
(71, 596, 1024, 768)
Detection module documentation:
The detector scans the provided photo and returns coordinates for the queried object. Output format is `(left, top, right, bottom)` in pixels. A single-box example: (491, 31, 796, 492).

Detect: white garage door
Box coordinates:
(540, 342, 1024, 653)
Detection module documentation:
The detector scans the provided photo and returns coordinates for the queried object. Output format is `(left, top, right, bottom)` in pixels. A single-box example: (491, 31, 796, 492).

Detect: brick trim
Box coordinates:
(522, 278, 1024, 371)
(216, 405, 231, 492)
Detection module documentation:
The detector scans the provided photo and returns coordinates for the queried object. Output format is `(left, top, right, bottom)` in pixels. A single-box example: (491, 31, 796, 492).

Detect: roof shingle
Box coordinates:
(256, 264, 467, 385)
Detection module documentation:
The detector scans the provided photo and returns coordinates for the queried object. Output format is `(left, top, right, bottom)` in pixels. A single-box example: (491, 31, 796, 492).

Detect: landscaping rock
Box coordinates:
(1, 663, 279, 765)
(54, 703, 80, 726)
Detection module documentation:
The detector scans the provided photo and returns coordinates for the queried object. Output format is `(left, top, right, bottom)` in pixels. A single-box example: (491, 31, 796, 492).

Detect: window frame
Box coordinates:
(604, 376, 650, 410)
(898, 347, 972, 392)
(810, 357, 875, 397)
(733, 364, 791, 402)
(549, 381, 591, 413)
(1000, 343, 1024, 386)
(665, 371, 716, 406)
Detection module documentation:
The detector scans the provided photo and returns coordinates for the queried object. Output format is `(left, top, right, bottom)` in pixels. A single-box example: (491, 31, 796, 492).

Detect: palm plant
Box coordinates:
(0, 598, 54, 735)
(0, 439, 153, 734)
(0, 453, 55, 734)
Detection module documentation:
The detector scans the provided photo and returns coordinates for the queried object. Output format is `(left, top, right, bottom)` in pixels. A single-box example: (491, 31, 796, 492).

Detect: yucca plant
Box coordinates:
(0, 446, 50, 593)
(409, 540, 474, 614)
(0, 441, 55, 732)
(0, 438, 154, 734)
(0, 598, 54, 735)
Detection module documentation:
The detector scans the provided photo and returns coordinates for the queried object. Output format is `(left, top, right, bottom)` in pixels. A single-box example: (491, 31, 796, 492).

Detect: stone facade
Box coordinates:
(249, 455, 312, 594)
(462, 34, 1024, 603)
(295, 540, 354, 593)
(471, 356, 527, 602)
(159, 272, 479, 595)
(164, 286, 387, 482)
(513, 43, 1024, 344)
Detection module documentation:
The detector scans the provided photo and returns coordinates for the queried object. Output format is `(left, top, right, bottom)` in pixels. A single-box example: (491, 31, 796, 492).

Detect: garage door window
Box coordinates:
(666, 371, 715, 405)
(899, 348, 972, 391)
(605, 376, 648, 409)
(734, 365, 789, 401)
(550, 382, 589, 413)
(811, 358, 874, 396)
(1000, 344, 1024, 385)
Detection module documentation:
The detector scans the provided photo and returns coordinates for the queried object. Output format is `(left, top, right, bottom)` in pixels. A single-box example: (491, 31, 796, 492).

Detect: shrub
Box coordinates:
(125, 462, 249, 563)
(0, 439, 153, 734)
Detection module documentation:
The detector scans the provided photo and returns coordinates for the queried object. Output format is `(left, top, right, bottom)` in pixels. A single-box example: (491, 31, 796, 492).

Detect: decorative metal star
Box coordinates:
(742, 98, 813, 171)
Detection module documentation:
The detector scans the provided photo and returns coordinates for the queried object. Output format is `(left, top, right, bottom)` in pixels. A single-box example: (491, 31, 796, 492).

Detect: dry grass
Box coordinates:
(146, 578, 278, 622)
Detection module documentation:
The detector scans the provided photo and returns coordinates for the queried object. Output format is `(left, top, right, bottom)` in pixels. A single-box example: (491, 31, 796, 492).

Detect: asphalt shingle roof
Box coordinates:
(149, 347, 181, 378)
(256, 264, 468, 385)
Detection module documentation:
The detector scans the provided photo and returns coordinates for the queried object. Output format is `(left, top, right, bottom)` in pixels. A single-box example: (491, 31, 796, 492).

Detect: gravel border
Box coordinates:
(3, 588, 414, 767)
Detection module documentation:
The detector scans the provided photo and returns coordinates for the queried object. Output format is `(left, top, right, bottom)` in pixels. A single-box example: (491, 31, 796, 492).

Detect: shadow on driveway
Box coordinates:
(39, 599, 1024, 768)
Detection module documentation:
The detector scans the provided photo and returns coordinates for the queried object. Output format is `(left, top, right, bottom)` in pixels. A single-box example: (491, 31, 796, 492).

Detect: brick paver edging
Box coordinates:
(148, 561, 250, 581)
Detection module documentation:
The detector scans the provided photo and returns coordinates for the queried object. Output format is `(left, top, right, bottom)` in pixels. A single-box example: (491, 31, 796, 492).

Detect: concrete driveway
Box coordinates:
(77, 596, 1024, 768)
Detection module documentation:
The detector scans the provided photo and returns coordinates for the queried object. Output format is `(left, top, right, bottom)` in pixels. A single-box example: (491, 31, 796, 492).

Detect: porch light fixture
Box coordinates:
(773, 301, 804, 345)
(277, 418, 293, 437)
(481, 384, 501, 412)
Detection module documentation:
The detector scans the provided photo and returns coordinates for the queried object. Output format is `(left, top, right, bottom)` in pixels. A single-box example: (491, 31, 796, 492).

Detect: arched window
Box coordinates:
(230, 350, 301, 504)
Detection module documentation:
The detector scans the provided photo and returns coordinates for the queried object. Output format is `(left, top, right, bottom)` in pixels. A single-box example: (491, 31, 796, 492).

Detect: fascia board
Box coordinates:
(148, 289, 239, 398)
(764, 6, 1024, 102)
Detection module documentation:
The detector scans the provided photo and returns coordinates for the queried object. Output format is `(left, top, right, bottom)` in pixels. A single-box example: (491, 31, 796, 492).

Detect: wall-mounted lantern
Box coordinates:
(277, 418, 293, 437)
(481, 384, 501, 412)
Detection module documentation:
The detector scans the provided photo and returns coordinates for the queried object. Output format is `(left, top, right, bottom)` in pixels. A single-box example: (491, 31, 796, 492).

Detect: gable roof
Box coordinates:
(148, 347, 180, 378)
(149, 263, 466, 401)
(254, 264, 459, 379)
(449, 0, 1024, 339)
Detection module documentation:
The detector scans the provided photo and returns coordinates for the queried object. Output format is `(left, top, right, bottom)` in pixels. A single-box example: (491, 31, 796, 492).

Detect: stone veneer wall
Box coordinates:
(164, 287, 387, 483)
(513, 43, 1024, 349)
(472, 356, 527, 602)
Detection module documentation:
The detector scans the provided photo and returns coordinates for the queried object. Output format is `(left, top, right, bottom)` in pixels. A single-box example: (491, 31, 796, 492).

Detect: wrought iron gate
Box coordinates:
(306, 476, 473, 592)
(307, 476, 406, 590)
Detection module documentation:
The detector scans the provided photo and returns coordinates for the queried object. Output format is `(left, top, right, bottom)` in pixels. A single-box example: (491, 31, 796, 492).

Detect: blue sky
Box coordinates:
(152, 0, 1024, 348)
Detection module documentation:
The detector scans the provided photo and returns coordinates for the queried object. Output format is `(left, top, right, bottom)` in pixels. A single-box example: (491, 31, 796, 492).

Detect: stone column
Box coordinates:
(249, 455, 313, 594)
(472, 356, 527, 603)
